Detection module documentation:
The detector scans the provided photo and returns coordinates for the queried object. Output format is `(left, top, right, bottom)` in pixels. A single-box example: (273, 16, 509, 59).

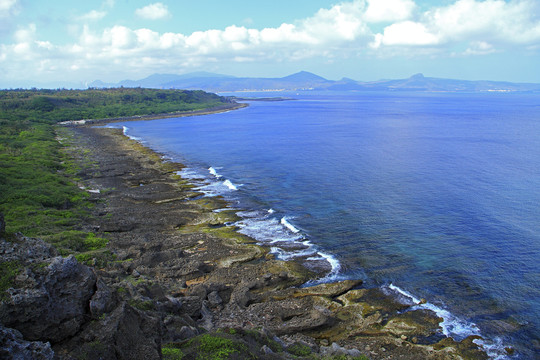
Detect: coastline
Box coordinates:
(52, 121, 492, 359)
(57, 102, 248, 126)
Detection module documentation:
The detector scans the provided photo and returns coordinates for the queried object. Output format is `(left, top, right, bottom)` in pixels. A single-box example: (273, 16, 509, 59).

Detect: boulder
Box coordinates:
(320, 342, 363, 358)
(90, 278, 117, 318)
(207, 290, 223, 306)
(82, 302, 162, 360)
(0, 236, 97, 343)
(0, 324, 54, 360)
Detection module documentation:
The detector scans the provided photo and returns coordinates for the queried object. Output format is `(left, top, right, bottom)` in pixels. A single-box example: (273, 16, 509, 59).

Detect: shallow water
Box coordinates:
(117, 91, 540, 358)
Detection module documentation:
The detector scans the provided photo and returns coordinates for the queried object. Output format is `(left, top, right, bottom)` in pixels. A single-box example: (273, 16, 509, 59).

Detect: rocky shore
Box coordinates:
(1, 123, 490, 359)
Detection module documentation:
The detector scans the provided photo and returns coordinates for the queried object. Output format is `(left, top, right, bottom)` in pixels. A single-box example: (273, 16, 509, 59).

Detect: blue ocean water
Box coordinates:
(117, 91, 540, 358)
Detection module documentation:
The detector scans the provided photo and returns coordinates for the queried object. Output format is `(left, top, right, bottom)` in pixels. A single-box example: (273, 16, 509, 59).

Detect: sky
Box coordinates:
(1, 0, 540, 88)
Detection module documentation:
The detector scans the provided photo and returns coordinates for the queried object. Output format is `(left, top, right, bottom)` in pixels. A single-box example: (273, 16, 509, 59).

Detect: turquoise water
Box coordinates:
(117, 91, 540, 358)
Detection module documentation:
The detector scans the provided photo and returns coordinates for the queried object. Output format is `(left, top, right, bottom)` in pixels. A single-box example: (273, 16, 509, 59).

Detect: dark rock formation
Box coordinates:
(0, 244, 96, 343)
(69, 302, 161, 360)
(0, 324, 54, 360)
(90, 277, 117, 318)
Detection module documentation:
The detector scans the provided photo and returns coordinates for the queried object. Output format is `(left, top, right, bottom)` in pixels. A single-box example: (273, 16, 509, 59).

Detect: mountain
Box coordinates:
(280, 71, 328, 82)
(91, 72, 540, 93)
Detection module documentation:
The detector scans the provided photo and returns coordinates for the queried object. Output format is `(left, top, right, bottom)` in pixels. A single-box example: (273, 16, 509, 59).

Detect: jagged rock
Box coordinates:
(90, 278, 117, 318)
(245, 298, 333, 335)
(320, 342, 362, 357)
(207, 290, 223, 306)
(261, 344, 274, 354)
(278, 308, 331, 335)
(199, 300, 214, 331)
(72, 302, 161, 360)
(0, 236, 96, 343)
(186, 284, 208, 299)
(161, 295, 182, 313)
(180, 296, 204, 318)
(108, 303, 161, 360)
(0, 234, 57, 263)
(177, 326, 198, 341)
(0, 324, 54, 360)
(229, 285, 253, 308)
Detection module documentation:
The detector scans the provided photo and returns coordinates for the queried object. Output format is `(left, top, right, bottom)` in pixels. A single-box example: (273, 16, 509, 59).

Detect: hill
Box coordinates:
(91, 72, 540, 93)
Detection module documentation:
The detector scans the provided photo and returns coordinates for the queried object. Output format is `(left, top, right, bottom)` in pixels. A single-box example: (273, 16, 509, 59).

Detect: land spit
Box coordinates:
(1, 119, 491, 359)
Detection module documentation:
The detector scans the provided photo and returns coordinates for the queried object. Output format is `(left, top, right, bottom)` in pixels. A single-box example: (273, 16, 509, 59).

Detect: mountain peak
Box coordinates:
(281, 71, 328, 82)
(410, 73, 425, 79)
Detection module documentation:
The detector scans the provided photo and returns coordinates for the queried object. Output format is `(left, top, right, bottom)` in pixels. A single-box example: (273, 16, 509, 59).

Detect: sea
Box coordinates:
(115, 91, 540, 359)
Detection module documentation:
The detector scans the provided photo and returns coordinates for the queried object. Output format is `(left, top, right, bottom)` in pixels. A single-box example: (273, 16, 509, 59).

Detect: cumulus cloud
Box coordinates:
(1, 0, 540, 83)
(135, 2, 170, 20)
(364, 0, 416, 23)
(371, 21, 439, 48)
(372, 0, 540, 48)
(0, 0, 19, 17)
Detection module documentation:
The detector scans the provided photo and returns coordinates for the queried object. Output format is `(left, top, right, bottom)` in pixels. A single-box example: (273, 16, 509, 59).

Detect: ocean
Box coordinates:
(116, 91, 540, 359)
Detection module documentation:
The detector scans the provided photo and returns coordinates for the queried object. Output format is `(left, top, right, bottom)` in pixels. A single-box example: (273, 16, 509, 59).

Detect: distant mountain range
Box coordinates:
(90, 71, 540, 93)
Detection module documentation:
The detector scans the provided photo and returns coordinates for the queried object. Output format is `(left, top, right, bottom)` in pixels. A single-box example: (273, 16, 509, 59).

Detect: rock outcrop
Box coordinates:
(0, 235, 96, 343)
(0, 233, 163, 360)
(0, 324, 54, 360)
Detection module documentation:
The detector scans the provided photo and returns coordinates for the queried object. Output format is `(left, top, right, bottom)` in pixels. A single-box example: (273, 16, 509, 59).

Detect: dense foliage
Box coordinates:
(0, 87, 226, 124)
(0, 88, 227, 257)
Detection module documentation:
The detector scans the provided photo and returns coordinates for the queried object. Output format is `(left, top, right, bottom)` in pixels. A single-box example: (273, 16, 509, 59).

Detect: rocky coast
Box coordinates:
(0, 121, 491, 359)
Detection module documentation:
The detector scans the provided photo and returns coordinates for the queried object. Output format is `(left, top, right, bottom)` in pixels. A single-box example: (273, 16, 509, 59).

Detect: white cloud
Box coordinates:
(0, 0, 19, 17)
(78, 10, 107, 22)
(426, 0, 540, 44)
(372, 0, 540, 49)
(135, 2, 170, 20)
(463, 40, 496, 55)
(1, 0, 540, 84)
(301, 0, 370, 42)
(364, 0, 416, 23)
(371, 21, 439, 48)
(14, 23, 36, 43)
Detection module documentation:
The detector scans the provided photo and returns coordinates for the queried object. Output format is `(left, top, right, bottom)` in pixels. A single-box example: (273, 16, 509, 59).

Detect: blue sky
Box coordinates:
(1, 0, 540, 87)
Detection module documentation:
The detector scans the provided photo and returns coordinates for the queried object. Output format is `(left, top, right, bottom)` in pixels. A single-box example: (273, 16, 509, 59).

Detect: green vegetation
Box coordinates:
(128, 298, 155, 311)
(323, 355, 370, 360)
(185, 334, 247, 360)
(287, 343, 313, 357)
(0, 260, 22, 300)
(0, 88, 228, 260)
(162, 345, 184, 360)
(0, 88, 227, 123)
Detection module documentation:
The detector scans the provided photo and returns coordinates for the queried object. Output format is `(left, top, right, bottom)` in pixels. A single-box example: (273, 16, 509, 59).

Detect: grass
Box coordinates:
(0, 88, 230, 263)
(162, 345, 184, 360)
(0, 260, 22, 300)
(183, 334, 248, 360)
(288, 343, 313, 357)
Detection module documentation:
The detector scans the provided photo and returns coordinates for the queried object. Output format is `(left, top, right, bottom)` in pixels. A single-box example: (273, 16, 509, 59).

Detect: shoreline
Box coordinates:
(57, 102, 248, 126)
(58, 121, 492, 359)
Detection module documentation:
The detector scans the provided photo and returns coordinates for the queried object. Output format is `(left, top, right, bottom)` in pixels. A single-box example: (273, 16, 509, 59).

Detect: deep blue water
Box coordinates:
(117, 91, 540, 358)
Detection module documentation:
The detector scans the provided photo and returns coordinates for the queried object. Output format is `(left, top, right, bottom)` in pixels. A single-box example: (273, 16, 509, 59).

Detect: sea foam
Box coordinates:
(387, 284, 509, 359)
(388, 283, 480, 339)
(280, 217, 301, 233)
(208, 167, 222, 178)
(223, 179, 239, 190)
(122, 126, 142, 141)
